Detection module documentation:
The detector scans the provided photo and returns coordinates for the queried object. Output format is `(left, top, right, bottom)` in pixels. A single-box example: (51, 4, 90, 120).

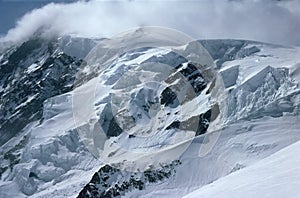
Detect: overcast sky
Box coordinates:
(0, 0, 300, 46)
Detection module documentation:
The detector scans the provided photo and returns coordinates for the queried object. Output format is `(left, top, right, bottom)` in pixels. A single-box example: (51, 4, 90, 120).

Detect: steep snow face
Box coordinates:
(226, 66, 299, 121)
(184, 135, 300, 198)
(199, 39, 262, 68)
(0, 36, 299, 198)
(72, 28, 228, 172)
(217, 41, 300, 122)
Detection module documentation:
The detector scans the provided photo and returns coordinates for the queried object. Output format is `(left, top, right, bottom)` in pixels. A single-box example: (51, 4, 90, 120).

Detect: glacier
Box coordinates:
(0, 31, 299, 198)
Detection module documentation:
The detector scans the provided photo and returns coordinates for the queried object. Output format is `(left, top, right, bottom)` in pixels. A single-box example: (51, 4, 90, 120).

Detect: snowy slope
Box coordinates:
(0, 35, 299, 198)
(120, 115, 300, 198)
(184, 138, 300, 198)
(75, 38, 299, 197)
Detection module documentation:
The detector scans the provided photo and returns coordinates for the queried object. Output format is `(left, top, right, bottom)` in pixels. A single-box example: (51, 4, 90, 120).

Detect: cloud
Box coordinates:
(1, 0, 300, 46)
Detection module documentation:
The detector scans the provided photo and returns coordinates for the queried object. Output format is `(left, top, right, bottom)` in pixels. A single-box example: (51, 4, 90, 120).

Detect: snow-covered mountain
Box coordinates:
(0, 30, 299, 198)
(0, 36, 98, 146)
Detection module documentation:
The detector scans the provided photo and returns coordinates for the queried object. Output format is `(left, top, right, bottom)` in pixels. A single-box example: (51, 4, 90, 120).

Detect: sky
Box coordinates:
(0, 0, 300, 46)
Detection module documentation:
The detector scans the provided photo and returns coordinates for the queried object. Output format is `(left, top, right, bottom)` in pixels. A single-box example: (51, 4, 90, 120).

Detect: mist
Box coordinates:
(1, 0, 300, 46)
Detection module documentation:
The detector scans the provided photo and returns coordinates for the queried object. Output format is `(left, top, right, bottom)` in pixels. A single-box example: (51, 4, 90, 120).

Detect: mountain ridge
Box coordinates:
(0, 35, 299, 197)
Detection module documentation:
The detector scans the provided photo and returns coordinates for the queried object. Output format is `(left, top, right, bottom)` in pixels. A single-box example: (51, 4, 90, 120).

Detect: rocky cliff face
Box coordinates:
(0, 36, 97, 146)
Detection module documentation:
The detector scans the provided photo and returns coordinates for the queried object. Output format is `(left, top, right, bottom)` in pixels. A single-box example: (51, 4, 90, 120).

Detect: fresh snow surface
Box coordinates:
(184, 137, 300, 198)
(128, 115, 300, 198)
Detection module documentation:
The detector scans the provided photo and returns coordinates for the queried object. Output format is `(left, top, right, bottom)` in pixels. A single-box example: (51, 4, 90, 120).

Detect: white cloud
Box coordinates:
(1, 0, 300, 46)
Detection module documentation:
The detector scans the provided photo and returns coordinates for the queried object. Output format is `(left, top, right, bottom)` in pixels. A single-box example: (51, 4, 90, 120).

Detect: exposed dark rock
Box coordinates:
(99, 104, 123, 138)
(0, 37, 85, 146)
(166, 109, 212, 136)
(77, 160, 181, 198)
(29, 172, 38, 179)
(160, 87, 179, 107)
(0, 135, 29, 179)
(178, 63, 207, 95)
